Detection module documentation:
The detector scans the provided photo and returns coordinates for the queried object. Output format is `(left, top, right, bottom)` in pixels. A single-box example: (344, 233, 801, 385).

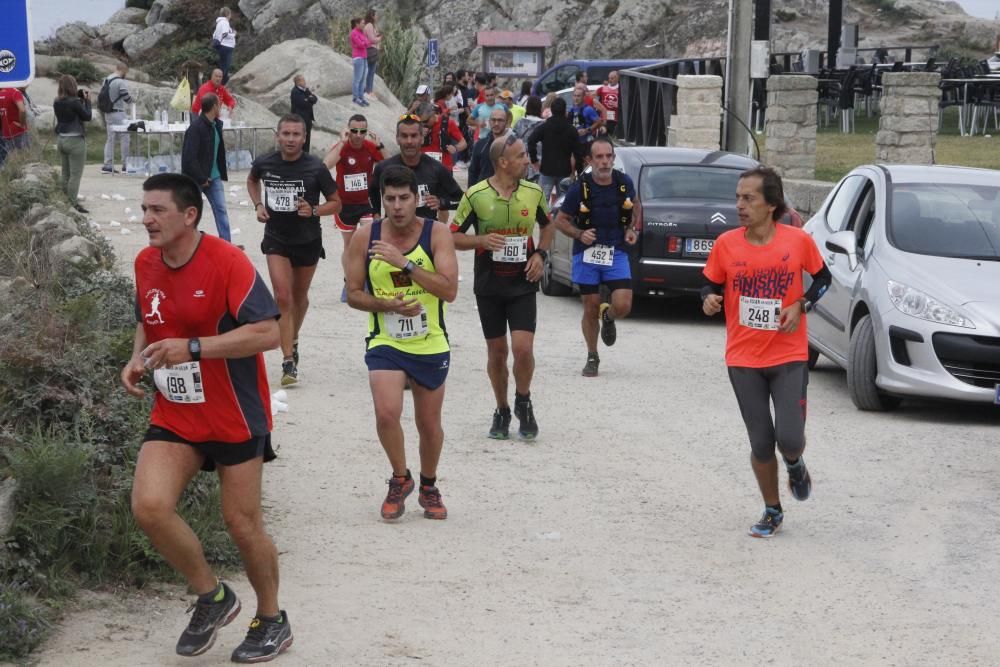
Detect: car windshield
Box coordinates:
(639, 165, 741, 202)
(888, 183, 1000, 260)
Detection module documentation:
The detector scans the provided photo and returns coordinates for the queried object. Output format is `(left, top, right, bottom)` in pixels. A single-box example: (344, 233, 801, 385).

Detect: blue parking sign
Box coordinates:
(427, 39, 439, 68)
(0, 0, 35, 87)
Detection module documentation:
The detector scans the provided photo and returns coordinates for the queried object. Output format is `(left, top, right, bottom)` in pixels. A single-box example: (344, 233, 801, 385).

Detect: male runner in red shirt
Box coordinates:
(123, 173, 292, 662)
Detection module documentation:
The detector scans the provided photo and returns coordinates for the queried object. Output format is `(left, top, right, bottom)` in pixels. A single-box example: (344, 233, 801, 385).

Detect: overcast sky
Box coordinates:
(28, 0, 999, 38)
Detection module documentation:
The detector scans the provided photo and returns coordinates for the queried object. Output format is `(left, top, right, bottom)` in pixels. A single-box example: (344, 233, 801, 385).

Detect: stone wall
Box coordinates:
(764, 75, 818, 180)
(784, 178, 836, 218)
(875, 72, 941, 165)
(668, 75, 722, 150)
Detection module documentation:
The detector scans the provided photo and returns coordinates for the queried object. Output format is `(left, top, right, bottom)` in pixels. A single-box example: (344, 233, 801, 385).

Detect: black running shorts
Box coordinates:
(260, 235, 325, 268)
(475, 291, 537, 339)
(143, 425, 277, 472)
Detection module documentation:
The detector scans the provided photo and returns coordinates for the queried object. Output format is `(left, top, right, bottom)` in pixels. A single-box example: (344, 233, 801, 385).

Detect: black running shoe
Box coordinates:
(514, 397, 538, 439)
(280, 360, 297, 387)
(488, 407, 512, 439)
(231, 611, 293, 663)
(175, 582, 241, 657)
(599, 303, 617, 346)
(786, 458, 812, 501)
(582, 353, 600, 377)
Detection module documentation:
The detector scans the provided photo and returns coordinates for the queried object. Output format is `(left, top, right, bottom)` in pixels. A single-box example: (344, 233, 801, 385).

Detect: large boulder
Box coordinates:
(228, 38, 404, 155)
(108, 7, 149, 25)
(146, 0, 186, 26)
(54, 22, 101, 50)
(29, 208, 80, 244)
(122, 22, 179, 59)
(49, 236, 102, 268)
(238, 0, 316, 32)
(97, 23, 143, 48)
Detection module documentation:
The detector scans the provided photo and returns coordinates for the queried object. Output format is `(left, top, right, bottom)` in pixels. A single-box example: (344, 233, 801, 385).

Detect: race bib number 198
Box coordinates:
(153, 362, 206, 403)
(739, 296, 782, 330)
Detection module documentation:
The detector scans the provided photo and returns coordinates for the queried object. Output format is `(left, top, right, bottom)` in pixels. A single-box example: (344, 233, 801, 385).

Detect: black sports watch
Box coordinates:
(188, 338, 202, 362)
(534, 249, 549, 261)
(401, 260, 417, 275)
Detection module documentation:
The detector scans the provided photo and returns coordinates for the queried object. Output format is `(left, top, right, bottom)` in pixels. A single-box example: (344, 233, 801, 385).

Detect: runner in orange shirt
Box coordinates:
(702, 166, 831, 538)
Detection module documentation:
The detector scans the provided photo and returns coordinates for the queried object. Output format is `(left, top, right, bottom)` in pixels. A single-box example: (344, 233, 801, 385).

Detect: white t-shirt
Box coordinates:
(213, 17, 236, 48)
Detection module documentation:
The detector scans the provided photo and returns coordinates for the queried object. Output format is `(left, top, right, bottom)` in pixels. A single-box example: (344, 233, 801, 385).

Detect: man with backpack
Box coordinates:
(567, 86, 602, 176)
(98, 63, 135, 175)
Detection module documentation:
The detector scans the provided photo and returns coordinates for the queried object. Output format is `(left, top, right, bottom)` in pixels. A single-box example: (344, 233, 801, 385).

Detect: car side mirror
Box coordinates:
(825, 230, 859, 271)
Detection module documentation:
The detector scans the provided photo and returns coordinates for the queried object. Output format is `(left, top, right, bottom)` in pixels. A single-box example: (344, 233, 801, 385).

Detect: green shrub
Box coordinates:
(55, 58, 100, 83)
(0, 584, 51, 661)
(144, 39, 219, 81)
(376, 13, 421, 105)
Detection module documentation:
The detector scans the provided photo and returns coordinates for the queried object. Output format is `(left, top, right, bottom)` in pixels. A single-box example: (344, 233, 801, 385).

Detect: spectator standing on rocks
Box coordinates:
(0, 87, 28, 168)
(52, 75, 92, 213)
(192, 69, 236, 116)
(289, 75, 318, 153)
(100, 63, 134, 175)
(363, 8, 382, 101)
(527, 97, 577, 204)
(350, 18, 370, 107)
(182, 93, 231, 243)
(212, 7, 237, 85)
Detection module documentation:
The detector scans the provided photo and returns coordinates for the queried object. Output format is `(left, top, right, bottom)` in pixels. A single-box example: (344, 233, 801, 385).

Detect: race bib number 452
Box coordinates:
(153, 362, 206, 403)
(583, 244, 614, 266)
(739, 296, 782, 330)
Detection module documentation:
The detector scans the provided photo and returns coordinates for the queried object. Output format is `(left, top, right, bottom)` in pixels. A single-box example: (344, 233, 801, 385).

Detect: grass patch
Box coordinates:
(55, 58, 101, 84)
(0, 149, 239, 662)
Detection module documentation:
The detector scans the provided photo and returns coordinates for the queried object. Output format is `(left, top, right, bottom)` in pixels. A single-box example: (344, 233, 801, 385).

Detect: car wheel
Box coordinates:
(540, 255, 572, 297)
(847, 314, 901, 411)
(807, 345, 820, 370)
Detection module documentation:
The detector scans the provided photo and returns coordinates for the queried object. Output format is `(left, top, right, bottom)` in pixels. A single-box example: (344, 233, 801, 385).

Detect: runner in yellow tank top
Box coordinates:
(346, 165, 459, 521)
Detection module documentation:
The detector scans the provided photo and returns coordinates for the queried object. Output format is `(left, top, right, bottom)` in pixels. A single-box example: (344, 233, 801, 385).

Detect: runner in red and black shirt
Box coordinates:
(122, 173, 292, 663)
(596, 71, 620, 136)
(324, 113, 384, 300)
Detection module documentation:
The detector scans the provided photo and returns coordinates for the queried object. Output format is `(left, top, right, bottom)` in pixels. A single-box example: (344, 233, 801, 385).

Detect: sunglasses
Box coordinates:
(398, 113, 421, 121)
(349, 128, 368, 134)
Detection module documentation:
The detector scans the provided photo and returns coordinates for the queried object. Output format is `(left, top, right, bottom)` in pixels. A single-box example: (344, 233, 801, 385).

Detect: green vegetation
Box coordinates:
(0, 149, 238, 662)
(774, 9, 797, 22)
(55, 58, 100, 83)
(145, 39, 219, 81)
(329, 12, 421, 104)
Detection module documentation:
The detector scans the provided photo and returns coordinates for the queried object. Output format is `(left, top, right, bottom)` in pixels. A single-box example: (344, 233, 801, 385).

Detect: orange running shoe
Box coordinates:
(418, 485, 448, 520)
(381, 475, 415, 520)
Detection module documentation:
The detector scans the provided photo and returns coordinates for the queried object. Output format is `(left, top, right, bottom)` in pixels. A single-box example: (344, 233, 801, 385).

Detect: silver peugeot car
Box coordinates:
(805, 164, 1000, 410)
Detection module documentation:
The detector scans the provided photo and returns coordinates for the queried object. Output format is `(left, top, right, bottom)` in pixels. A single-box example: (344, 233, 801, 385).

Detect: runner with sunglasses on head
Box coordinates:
(324, 114, 385, 302)
(452, 132, 553, 439)
(370, 114, 464, 224)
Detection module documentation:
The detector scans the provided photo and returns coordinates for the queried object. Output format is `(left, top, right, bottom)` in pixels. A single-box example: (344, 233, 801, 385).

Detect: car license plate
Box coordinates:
(685, 238, 714, 256)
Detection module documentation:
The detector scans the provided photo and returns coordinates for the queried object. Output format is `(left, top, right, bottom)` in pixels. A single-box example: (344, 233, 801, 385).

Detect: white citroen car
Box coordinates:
(804, 164, 1000, 410)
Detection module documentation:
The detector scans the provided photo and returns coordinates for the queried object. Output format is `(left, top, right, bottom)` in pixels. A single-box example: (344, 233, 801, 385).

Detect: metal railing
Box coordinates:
(770, 44, 939, 73)
(618, 57, 726, 146)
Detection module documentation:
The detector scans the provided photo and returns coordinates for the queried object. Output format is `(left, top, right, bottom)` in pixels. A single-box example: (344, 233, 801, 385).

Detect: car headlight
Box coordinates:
(886, 280, 975, 329)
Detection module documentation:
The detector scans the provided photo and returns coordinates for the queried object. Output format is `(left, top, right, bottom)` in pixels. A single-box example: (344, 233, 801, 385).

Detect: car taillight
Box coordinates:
(667, 236, 680, 254)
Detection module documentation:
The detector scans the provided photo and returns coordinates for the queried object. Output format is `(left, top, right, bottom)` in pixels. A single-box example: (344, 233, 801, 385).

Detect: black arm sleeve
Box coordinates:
(803, 264, 831, 304)
(369, 162, 382, 214)
(700, 278, 724, 302)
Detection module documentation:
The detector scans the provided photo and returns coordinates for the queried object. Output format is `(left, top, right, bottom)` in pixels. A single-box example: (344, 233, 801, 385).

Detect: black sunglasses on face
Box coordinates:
(349, 128, 368, 134)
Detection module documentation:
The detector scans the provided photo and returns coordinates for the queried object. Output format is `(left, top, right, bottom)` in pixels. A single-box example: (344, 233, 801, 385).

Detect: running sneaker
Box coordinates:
(100, 164, 116, 174)
(292, 341, 299, 366)
(786, 458, 812, 501)
(488, 407, 512, 439)
(599, 303, 617, 346)
(748, 508, 784, 538)
(280, 360, 297, 387)
(381, 475, 415, 520)
(582, 353, 600, 377)
(514, 397, 538, 439)
(231, 611, 293, 663)
(418, 485, 448, 520)
(175, 582, 241, 657)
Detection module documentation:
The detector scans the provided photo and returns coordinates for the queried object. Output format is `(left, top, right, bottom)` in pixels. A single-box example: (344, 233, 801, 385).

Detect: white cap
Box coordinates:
(416, 84, 430, 95)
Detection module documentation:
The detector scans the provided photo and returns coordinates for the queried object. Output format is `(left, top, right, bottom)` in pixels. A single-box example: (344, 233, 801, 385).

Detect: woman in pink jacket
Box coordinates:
(350, 18, 370, 107)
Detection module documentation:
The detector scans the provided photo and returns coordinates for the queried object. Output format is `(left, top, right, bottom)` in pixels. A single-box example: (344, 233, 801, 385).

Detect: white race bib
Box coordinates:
(492, 235, 528, 263)
(606, 110, 616, 121)
(344, 172, 367, 192)
(427, 151, 443, 163)
(265, 186, 297, 212)
(739, 296, 782, 330)
(153, 362, 206, 403)
(386, 308, 428, 339)
(417, 183, 430, 208)
(583, 244, 614, 266)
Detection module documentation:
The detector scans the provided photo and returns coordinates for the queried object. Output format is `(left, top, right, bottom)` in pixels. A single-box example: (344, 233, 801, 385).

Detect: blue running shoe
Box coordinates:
(786, 458, 812, 501)
(748, 507, 783, 538)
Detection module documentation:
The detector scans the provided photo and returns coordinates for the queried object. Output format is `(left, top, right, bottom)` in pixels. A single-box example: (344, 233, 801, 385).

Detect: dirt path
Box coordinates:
(30, 164, 1000, 666)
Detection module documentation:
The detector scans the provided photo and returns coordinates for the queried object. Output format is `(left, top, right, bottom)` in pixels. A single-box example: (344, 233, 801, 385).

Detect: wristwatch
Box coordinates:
(534, 249, 549, 261)
(188, 338, 202, 362)
(798, 297, 813, 313)
(311, 206, 319, 217)
(401, 260, 417, 275)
